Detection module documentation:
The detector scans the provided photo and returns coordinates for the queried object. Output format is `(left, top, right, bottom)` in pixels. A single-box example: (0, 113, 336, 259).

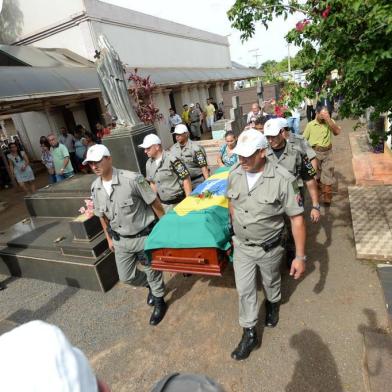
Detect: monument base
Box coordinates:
(102, 124, 156, 175)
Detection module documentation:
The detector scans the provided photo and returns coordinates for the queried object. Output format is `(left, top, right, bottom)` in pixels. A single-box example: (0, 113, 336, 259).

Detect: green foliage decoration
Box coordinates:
(228, 0, 392, 137)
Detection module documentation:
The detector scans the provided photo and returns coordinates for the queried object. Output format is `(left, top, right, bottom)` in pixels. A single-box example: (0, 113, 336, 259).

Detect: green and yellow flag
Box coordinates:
(144, 166, 232, 252)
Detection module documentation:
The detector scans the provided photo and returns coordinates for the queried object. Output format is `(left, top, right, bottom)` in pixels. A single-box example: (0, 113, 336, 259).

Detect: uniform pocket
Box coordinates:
(227, 190, 239, 200)
(120, 198, 134, 207)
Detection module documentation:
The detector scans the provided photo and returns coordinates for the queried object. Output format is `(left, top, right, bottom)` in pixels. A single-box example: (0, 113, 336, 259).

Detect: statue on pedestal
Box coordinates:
(95, 35, 141, 128)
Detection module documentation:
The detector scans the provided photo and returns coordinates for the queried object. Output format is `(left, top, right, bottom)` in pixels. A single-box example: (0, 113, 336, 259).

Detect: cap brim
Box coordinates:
(82, 153, 106, 165)
(173, 131, 187, 135)
(138, 143, 151, 149)
(264, 130, 280, 137)
(232, 145, 257, 158)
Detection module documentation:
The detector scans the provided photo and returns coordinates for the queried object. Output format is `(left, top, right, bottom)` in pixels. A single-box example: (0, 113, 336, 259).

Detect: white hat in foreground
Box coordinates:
(0, 320, 98, 392)
(189, 103, 195, 108)
(232, 128, 268, 157)
(83, 144, 111, 165)
(264, 118, 283, 137)
(138, 133, 162, 149)
(173, 124, 189, 135)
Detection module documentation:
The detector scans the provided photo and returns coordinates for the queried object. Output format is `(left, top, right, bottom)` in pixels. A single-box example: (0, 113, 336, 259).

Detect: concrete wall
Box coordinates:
(29, 23, 96, 61)
(10, 0, 230, 68)
(90, 21, 230, 68)
(222, 86, 258, 119)
(12, 111, 52, 160)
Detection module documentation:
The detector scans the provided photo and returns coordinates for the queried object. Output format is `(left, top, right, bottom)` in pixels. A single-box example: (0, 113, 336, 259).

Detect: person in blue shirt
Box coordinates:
(217, 131, 238, 167)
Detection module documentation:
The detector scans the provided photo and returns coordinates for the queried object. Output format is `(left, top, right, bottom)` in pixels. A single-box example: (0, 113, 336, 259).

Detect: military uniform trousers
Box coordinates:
(233, 236, 284, 328)
(315, 149, 334, 186)
(190, 122, 201, 138)
(113, 235, 165, 297)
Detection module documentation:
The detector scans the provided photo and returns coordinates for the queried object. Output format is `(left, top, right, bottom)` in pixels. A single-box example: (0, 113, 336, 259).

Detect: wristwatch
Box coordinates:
(312, 204, 321, 211)
(295, 255, 307, 262)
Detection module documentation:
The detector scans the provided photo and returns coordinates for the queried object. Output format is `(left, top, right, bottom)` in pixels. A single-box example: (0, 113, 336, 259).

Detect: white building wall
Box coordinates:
(30, 23, 96, 61)
(90, 21, 231, 68)
(5, 0, 85, 41)
(10, 0, 231, 68)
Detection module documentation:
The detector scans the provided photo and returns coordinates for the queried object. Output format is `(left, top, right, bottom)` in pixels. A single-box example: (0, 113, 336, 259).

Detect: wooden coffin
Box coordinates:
(151, 247, 228, 276)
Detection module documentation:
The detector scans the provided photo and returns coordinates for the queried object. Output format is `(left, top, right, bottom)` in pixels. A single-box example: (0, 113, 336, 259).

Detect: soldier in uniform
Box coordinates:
(85, 144, 167, 326)
(264, 118, 320, 221)
(139, 134, 192, 211)
(170, 124, 209, 188)
(264, 118, 320, 267)
(188, 103, 201, 140)
(227, 129, 306, 360)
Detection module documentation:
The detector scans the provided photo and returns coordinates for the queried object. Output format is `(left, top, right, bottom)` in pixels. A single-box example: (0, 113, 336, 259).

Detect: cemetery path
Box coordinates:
(0, 119, 388, 392)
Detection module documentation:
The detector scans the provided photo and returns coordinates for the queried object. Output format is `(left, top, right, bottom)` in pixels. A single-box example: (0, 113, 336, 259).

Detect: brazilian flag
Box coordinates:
(144, 166, 232, 253)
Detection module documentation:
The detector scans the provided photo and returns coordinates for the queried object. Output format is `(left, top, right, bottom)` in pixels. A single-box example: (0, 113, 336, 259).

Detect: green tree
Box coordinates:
(228, 0, 392, 125)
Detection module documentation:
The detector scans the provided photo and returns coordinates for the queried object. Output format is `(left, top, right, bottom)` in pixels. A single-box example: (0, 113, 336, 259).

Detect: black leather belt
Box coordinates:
(245, 233, 282, 252)
(108, 220, 157, 240)
(191, 174, 204, 181)
(162, 194, 185, 205)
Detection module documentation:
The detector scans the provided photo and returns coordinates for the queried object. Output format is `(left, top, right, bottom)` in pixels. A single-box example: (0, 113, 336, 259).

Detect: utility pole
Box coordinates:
(248, 48, 262, 68)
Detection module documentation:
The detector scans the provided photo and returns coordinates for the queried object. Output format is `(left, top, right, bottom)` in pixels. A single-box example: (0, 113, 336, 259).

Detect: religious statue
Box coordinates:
(95, 35, 141, 128)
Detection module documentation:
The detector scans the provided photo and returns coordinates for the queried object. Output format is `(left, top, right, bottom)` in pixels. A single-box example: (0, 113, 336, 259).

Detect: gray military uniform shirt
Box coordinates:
(226, 162, 304, 244)
(266, 138, 316, 187)
(91, 167, 156, 236)
(169, 140, 207, 180)
(289, 133, 316, 160)
(146, 151, 190, 202)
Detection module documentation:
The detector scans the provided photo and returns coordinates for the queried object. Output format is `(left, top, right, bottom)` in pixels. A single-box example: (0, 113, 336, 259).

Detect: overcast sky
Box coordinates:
(103, 0, 301, 67)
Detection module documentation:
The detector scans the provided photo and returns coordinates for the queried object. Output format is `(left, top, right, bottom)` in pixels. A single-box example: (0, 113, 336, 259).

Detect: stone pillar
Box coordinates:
(45, 109, 67, 135)
(11, 113, 36, 159)
(189, 85, 201, 106)
(214, 82, 224, 104)
(180, 86, 191, 106)
(67, 103, 91, 131)
(173, 90, 183, 115)
(198, 85, 209, 110)
(153, 88, 173, 149)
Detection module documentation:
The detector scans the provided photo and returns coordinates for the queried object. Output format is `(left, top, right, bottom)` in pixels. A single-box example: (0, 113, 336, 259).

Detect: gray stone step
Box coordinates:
(0, 245, 117, 292)
(25, 174, 95, 217)
(0, 216, 116, 291)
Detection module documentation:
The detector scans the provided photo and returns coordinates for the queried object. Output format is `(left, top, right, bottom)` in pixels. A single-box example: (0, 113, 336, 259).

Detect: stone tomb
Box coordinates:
(0, 175, 118, 291)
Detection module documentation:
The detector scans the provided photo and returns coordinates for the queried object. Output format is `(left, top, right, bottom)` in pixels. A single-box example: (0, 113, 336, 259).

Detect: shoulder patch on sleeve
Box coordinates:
(194, 150, 207, 167)
(171, 158, 190, 180)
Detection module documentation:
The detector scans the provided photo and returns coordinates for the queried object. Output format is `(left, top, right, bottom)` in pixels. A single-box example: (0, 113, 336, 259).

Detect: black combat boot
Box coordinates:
(149, 296, 167, 326)
(265, 300, 280, 328)
(146, 286, 154, 306)
(231, 327, 259, 360)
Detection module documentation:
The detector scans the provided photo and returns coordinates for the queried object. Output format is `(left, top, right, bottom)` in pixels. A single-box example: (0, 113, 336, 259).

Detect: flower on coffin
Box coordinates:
(196, 190, 213, 200)
(78, 198, 94, 219)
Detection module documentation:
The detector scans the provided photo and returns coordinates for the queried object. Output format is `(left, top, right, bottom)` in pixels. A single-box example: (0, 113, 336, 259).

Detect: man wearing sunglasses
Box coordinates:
(85, 144, 167, 326)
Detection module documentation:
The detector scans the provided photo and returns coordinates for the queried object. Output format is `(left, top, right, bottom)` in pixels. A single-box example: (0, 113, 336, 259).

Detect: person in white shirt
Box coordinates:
(168, 108, 183, 143)
(59, 127, 78, 172)
(246, 102, 263, 124)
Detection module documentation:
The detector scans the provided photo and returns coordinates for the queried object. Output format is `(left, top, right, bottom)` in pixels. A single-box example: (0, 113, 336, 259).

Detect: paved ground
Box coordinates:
(0, 119, 389, 392)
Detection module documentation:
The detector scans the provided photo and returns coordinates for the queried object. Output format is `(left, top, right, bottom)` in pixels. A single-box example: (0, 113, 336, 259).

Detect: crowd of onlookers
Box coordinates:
(168, 97, 224, 142)
(38, 122, 112, 187)
(0, 122, 113, 194)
